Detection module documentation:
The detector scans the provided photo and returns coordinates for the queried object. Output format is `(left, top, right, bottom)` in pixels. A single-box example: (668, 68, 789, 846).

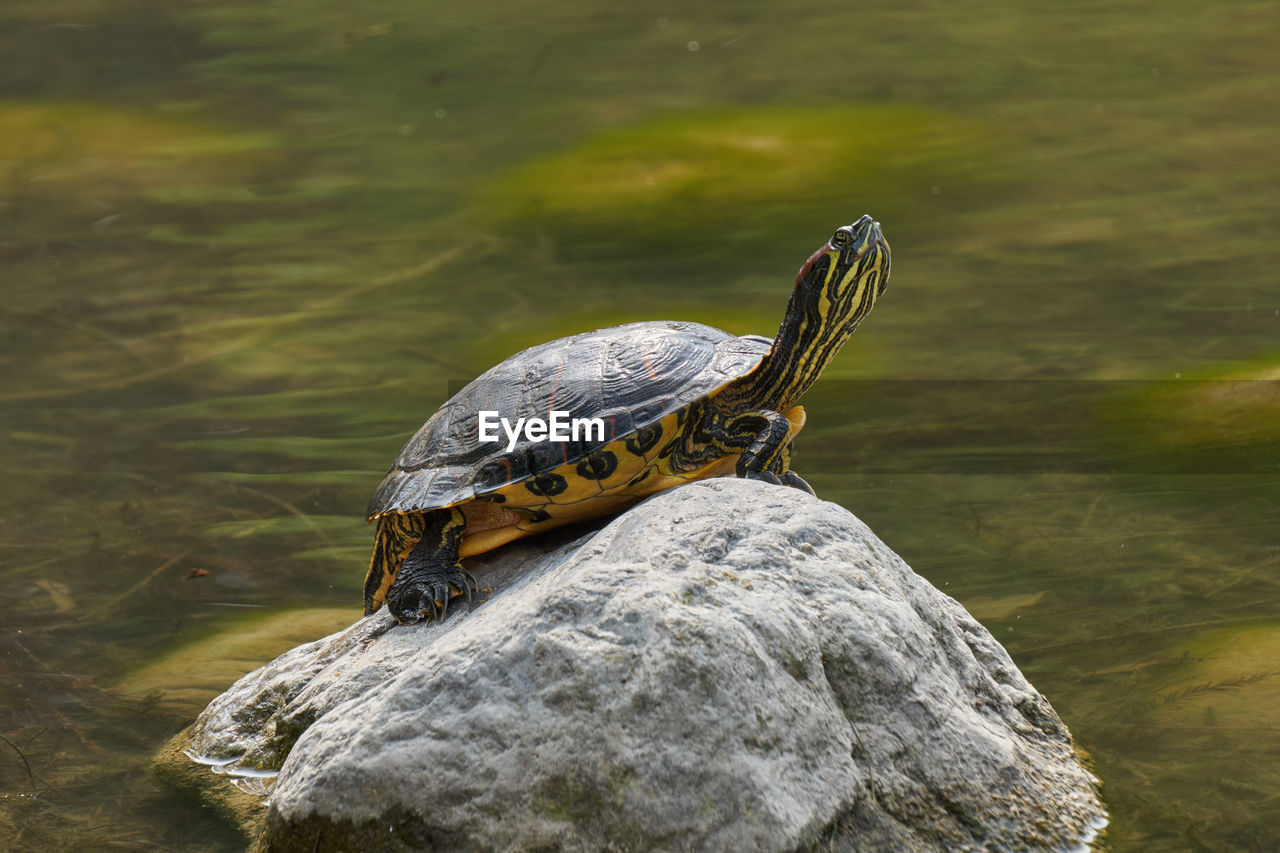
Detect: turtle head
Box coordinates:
(735, 216, 891, 412)
(793, 214, 891, 325)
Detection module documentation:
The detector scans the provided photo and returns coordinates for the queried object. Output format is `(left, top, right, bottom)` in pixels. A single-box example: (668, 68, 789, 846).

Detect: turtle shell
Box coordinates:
(368, 321, 772, 517)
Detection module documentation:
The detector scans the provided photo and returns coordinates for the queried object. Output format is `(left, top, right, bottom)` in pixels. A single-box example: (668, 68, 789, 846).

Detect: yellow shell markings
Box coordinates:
(454, 404, 806, 558)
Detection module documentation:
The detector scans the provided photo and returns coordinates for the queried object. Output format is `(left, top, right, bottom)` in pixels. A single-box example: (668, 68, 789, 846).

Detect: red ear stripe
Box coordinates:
(795, 247, 824, 287)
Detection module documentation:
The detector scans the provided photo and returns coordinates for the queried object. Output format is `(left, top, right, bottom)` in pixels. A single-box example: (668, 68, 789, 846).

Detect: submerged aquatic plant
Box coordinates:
(484, 105, 995, 260)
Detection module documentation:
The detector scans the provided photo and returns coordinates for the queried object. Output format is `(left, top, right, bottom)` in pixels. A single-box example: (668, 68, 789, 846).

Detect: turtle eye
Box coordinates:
(830, 229, 850, 249)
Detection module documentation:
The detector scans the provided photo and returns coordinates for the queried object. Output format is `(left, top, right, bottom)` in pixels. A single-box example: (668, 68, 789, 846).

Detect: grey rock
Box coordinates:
(184, 479, 1106, 852)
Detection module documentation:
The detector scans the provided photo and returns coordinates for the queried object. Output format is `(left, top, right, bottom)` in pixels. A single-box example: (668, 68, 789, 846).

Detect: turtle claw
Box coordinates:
(779, 471, 816, 495)
(744, 469, 784, 487)
(395, 581, 444, 624)
(420, 581, 448, 622)
(448, 568, 479, 608)
(389, 567, 479, 625)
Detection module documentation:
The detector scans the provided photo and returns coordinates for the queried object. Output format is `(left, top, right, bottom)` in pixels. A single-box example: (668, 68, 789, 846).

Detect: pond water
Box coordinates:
(1, 0, 1277, 849)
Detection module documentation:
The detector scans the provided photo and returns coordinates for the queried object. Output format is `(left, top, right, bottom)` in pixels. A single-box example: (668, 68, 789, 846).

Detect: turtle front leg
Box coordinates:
(386, 507, 478, 625)
(670, 401, 812, 494)
(728, 409, 814, 494)
(733, 409, 792, 484)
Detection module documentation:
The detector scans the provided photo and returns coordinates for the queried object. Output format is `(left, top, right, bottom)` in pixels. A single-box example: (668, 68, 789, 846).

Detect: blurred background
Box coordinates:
(0, 1, 1276, 849)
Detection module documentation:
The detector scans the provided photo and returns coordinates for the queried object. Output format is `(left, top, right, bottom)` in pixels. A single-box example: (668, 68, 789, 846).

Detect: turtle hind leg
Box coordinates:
(364, 512, 430, 615)
(386, 507, 478, 625)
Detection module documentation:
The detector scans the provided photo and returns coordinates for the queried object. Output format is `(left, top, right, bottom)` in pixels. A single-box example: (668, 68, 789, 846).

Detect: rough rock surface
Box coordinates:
(183, 479, 1106, 851)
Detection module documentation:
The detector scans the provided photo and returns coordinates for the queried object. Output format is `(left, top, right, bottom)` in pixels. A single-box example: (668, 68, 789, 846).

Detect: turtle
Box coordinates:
(364, 214, 891, 624)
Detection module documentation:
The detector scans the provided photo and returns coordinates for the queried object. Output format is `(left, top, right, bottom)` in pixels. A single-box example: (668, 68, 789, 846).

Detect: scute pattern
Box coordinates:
(367, 321, 771, 517)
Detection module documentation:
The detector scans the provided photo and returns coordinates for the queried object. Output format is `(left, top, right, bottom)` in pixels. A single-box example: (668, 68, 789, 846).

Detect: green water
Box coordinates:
(1, 1, 1277, 849)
